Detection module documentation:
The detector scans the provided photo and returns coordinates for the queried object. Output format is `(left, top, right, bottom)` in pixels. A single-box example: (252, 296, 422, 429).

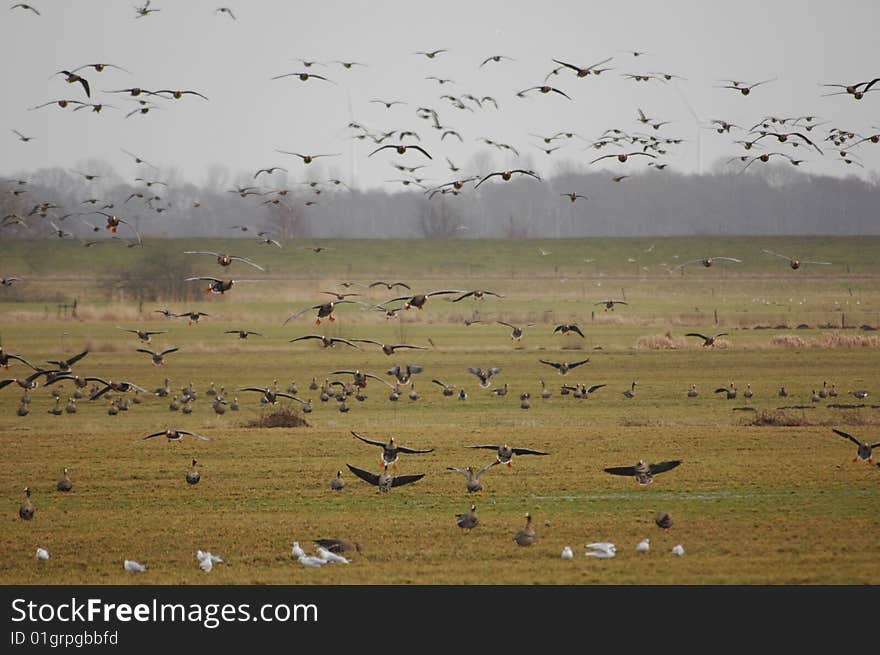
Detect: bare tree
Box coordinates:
(419, 198, 464, 238)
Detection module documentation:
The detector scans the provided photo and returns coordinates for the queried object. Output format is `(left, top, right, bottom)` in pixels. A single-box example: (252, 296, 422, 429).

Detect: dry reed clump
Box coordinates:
(243, 406, 310, 428)
(747, 410, 812, 427)
(636, 331, 688, 350)
(771, 333, 880, 348)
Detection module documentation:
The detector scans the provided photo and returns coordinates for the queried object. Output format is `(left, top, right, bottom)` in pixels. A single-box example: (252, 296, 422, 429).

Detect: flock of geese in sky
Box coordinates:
(4, 3, 879, 574)
(2, 3, 879, 245)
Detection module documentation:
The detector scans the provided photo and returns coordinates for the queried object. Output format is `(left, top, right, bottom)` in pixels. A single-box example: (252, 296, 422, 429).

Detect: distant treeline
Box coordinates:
(2, 159, 878, 239)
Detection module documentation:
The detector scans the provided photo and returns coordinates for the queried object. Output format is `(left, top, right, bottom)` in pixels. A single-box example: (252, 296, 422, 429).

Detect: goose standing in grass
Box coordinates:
(432, 379, 456, 396)
(636, 538, 650, 553)
(623, 381, 637, 398)
(655, 511, 674, 529)
(57, 467, 72, 492)
(743, 384, 754, 399)
(19, 486, 34, 520)
(540, 380, 552, 399)
(778, 386, 789, 397)
(513, 513, 536, 546)
(831, 429, 880, 463)
(186, 459, 200, 485)
(330, 470, 345, 490)
(455, 504, 479, 532)
(604, 459, 682, 485)
(849, 389, 869, 400)
(447, 462, 497, 493)
(715, 383, 737, 399)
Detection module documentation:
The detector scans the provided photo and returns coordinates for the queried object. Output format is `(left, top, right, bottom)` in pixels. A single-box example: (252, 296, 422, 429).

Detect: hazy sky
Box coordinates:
(2, 0, 878, 192)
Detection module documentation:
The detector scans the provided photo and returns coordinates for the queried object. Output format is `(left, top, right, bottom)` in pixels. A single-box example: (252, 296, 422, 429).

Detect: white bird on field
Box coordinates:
(585, 542, 616, 558)
(197, 550, 223, 564)
(636, 538, 650, 553)
(671, 544, 685, 556)
(316, 546, 350, 564)
(298, 554, 327, 568)
(36, 547, 50, 561)
(124, 559, 147, 572)
(561, 546, 573, 560)
(199, 557, 213, 572)
(291, 541, 306, 558)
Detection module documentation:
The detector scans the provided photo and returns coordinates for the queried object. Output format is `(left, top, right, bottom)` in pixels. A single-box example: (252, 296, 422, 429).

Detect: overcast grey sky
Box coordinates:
(2, 0, 878, 191)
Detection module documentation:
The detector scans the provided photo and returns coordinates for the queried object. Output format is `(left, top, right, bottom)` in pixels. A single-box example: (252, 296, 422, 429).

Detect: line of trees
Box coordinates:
(2, 157, 878, 240)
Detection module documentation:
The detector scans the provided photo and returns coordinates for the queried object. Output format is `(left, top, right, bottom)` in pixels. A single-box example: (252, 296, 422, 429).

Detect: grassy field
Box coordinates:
(1, 237, 879, 584)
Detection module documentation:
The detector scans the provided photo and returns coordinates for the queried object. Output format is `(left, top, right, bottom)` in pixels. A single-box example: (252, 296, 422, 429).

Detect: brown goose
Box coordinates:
(141, 428, 210, 442)
(57, 467, 72, 492)
(136, 346, 179, 366)
(432, 379, 456, 396)
(715, 383, 737, 399)
(466, 443, 549, 467)
(186, 459, 200, 485)
(289, 334, 360, 349)
(455, 504, 479, 532)
(384, 290, 464, 311)
(539, 358, 590, 375)
(832, 429, 880, 463)
(346, 463, 425, 492)
(330, 470, 345, 491)
(19, 486, 34, 520)
(687, 332, 729, 348)
(604, 460, 682, 485)
(655, 511, 673, 529)
(118, 327, 167, 343)
(283, 300, 360, 325)
(351, 340, 428, 355)
(447, 463, 497, 493)
(513, 512, 536, 546)
(351, 431, 434, 468)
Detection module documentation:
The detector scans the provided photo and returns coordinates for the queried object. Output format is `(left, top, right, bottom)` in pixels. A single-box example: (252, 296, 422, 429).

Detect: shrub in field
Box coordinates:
(101, 250, 200, 303)
(771, 333, 880, 348)
(243, 406, 310, 428)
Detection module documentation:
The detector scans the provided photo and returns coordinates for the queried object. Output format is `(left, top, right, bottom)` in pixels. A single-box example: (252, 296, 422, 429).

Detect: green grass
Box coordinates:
(0, 237, 879, 584)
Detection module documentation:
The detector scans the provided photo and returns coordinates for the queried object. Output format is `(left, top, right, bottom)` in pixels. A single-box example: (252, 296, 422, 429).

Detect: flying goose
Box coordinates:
(466, 443, 548, 467)
(553, 324, 585, 338)
(141, 428, 210, 442)
(387, 364, 423, 384)
(136, 346, 179, 366)
(383, 290, 464, 310)
(466, 366, 502, 388)
(283, 299, 361, 325)
(604, 460, 682, 485)
(118, 327, 167, 343)
(289, 334, 360, 349)
(675, 257, 742, 270)
(346, 463, 425, 493)
(832, 429, 880, 463)
(183, 251, 265, 270)
(432, 379, 456, 396)
(351, 340, 428, 355)
(595, 300, 628, 311)
(351, 431, 434, 468)
(686, 332, 728, 348)
(539, 358, 590, 375)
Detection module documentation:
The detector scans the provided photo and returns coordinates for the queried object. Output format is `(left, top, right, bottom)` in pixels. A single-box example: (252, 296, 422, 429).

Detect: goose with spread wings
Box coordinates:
(685, 332, 728, 348)
(447, 462, 498, 493)
(141, 428, 209, 442)
(289, 334, 360, 349)
(465, 443, 549, 467)
(539, 358, 590, 375)
(675, 256, 742, 270)
(183, 251, 264, 270)
(604, 459, 682, 485)
(384, 290, 464, 310)
(831, 429, 880, 463)
(283, 299, 361, 325)
(761, 249, 831, 270)
(351, 431, 434, 468)
(368, 144, 433, 159)
(346, 464, 424, 493)
(475, 169, 541, 188)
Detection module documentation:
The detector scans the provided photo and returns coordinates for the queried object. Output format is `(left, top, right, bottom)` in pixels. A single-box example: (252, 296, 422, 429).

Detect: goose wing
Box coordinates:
(648, 460, 682, 475)
(351, 431, 386, 448)
(346, 464, 380, 486)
